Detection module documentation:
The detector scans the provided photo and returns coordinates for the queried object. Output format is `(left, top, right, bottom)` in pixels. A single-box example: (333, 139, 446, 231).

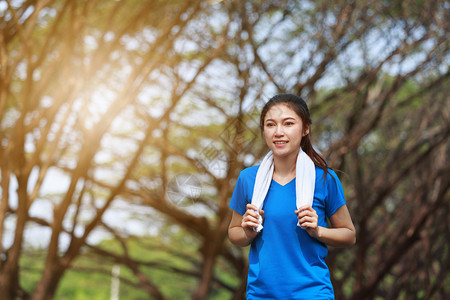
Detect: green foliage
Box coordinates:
(18, 226, 238, 299)
(56, 269, 122, 300)
(19, 248, 46, 293)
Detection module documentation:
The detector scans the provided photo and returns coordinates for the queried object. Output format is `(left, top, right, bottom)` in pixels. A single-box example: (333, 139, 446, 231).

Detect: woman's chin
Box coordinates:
(272, 148, 298, 159)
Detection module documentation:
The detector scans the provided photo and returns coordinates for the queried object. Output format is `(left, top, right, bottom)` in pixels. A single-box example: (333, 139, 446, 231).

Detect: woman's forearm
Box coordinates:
(228, 226, 253, 247)
(228, 206, 262, 247)
(316, 226, 356, 247)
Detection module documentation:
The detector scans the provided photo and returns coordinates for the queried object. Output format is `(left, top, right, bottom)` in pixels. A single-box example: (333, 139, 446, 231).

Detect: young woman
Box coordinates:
(228, 94, 355, 299)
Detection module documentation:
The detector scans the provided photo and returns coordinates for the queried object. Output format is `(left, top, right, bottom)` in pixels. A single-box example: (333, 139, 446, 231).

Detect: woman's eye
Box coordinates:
(266, 123, 275, 127)
(285, 122, 294, 126)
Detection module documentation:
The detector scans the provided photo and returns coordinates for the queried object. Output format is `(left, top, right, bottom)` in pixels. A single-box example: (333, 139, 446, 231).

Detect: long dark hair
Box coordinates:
(260, 94, 329, 173)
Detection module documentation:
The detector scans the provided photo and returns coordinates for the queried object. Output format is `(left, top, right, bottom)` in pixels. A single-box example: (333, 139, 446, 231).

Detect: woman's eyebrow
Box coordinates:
(265, 117, 297, 122)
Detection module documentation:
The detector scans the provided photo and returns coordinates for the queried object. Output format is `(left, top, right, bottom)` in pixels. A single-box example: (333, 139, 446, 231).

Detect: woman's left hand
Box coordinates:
(295, 206, 320, 239)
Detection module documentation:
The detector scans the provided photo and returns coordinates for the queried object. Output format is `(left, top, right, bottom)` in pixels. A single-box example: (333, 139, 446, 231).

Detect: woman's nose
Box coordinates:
(275, 124, 284, 136)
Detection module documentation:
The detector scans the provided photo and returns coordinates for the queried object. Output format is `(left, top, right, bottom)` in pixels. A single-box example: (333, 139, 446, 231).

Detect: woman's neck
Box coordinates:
(272, 153, 297, 184)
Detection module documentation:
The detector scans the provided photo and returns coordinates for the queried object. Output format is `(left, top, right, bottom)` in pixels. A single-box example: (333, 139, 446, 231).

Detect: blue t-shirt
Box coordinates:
(229, 165, 346, 299)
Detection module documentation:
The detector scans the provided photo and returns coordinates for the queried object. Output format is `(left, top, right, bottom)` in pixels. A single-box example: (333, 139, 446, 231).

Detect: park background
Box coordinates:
(0, 0, 448, 299)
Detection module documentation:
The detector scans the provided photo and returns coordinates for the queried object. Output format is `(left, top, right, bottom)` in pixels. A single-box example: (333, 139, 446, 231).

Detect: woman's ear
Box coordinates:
(303, 125, 310, 136)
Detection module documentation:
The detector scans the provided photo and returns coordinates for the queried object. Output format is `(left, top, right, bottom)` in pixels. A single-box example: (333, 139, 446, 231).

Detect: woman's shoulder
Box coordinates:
(233, 166, 258, 193)
(238, 165, 259, 179)
(315, 165, 341, 182)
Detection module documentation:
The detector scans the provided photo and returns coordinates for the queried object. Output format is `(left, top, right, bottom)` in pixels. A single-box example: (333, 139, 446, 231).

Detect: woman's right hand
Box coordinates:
(241, 204, 264, 238)
(228, 204, 264, 247)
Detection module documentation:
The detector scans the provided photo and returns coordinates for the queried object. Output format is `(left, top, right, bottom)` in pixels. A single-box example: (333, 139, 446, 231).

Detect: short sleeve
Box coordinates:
(229, 173, 249, 216)
(229, 167, 258, 216)
(325, 170, 346, 218)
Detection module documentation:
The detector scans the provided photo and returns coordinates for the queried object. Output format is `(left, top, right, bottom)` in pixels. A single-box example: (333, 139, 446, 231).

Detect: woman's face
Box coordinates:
(263, 104, 309, 159)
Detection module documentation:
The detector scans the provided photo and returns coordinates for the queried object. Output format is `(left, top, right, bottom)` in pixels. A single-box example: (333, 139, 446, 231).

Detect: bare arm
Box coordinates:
(228, 204, 264, 247)
(296, 204, 356, 247)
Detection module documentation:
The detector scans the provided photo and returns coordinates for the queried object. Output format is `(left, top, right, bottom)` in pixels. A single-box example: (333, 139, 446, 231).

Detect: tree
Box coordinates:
(0, 0, 448, 299)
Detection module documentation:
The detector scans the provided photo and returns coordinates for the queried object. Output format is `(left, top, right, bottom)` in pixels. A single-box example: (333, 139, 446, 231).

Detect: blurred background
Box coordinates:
(0, 0, 448, 299)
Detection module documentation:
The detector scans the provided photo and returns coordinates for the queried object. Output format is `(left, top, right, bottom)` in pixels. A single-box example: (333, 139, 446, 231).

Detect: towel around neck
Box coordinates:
(251, 148, 315, 232)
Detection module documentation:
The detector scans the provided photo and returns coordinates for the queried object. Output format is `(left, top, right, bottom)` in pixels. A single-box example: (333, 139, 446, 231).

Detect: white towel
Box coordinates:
(251, 148, 316, 232)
